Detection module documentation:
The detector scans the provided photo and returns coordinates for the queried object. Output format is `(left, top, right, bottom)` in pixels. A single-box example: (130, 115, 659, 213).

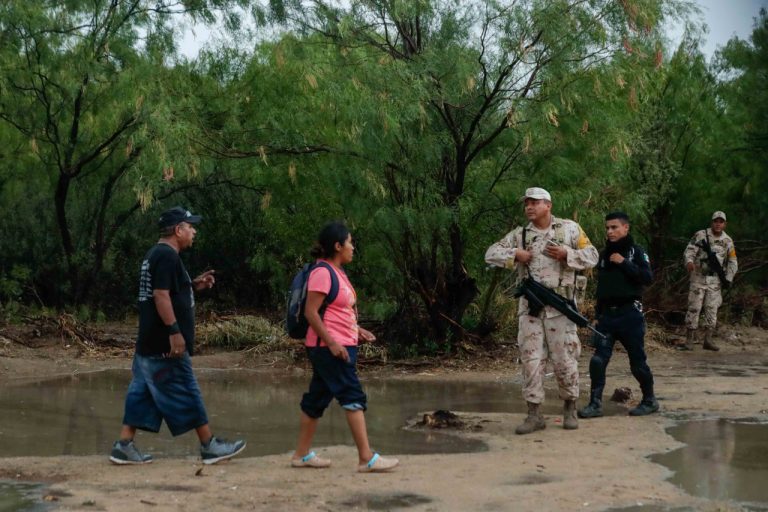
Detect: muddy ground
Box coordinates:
(0, 322, 767, 511)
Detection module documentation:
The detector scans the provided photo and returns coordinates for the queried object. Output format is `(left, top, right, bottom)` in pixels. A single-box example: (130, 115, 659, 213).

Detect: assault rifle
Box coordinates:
(695, 235, 730, 288)
(514, 277, 607, 341)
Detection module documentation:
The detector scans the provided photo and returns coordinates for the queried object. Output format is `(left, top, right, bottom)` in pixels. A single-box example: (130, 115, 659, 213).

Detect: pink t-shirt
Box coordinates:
(305, 261, 358, 347)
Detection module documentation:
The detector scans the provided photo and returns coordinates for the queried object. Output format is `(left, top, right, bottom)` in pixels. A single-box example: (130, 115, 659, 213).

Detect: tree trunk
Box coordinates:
(54, 172, 79, 303)
(410, 222, 478, 344)
(648, 202, 672, 273)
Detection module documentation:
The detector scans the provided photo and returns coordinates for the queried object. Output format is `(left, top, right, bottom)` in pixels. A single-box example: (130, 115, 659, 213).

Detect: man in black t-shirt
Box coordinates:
(109, 206, 246, 465)
(136, 242, 197, 357)
(578, 212, 659, 419)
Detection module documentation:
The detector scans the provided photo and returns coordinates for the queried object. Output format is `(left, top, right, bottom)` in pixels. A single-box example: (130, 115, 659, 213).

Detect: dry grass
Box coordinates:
(358, 341, 388, 362)
(197, 315, 391, 364)
(197, 315, 292, 351)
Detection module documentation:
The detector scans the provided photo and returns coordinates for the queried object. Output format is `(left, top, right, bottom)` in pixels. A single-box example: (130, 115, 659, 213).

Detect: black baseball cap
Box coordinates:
(158, 206, 202, 228)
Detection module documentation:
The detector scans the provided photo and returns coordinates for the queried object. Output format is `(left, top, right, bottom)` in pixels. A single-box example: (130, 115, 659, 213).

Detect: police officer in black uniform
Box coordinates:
(578, 212, 659, 418)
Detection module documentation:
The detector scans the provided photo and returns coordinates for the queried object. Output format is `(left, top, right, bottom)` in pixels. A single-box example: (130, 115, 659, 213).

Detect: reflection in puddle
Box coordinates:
(651, 418, 768, 506)
(0, 370, 550, 458)
(0, 481, 47, 512)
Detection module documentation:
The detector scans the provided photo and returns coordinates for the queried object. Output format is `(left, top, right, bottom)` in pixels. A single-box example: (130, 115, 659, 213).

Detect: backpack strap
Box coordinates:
(312, 261, 340, 347)
(314, 261, 340, 305)
(520, 227, 532, 278)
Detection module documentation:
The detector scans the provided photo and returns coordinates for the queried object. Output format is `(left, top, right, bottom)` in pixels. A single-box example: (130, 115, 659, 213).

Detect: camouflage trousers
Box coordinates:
(517, 312, 581, 404)
(685, 281, 722, 330)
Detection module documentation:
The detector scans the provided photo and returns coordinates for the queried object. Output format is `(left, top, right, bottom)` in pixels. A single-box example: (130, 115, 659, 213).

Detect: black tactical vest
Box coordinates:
(595, 245, 644, 304)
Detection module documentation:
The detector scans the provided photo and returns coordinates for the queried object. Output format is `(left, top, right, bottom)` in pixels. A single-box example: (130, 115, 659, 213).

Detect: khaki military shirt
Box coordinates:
(683, 228, 738, 284)
(485, 216, 599, 317)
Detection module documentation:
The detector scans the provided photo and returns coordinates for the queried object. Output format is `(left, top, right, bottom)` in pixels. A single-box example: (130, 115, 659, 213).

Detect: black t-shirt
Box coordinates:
(136, 243, 196, 356)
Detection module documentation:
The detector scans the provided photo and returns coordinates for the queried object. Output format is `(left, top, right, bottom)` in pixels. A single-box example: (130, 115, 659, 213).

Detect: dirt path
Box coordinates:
(1, 325, 766, 511)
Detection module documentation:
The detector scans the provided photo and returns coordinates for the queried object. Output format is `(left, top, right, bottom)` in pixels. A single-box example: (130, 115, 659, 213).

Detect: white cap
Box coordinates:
(711, 211, 727, 221)
(522, 187, 551, 202)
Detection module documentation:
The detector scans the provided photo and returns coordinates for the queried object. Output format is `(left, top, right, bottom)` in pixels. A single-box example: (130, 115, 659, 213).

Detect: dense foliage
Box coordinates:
(1, 1, 766, 350)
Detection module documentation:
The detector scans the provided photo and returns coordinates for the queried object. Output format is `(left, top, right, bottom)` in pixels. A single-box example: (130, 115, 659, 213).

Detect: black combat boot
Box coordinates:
(515, 402, 546, 435)
(629, 397, 659, 416)
(577, 398, 603, 418)
(702, 328, 720, 351)
(563, 400, 579, 429)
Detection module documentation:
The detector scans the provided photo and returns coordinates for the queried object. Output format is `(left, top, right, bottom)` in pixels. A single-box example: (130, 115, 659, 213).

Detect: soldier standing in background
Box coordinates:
(680, 211, 738, 352)
(485, 187, 598, 434)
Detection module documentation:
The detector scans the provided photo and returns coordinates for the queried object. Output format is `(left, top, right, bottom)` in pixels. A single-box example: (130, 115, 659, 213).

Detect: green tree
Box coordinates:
(0, 0, 246, 305)
(710, 8, 768, 239)
(243, 0, 673, 346)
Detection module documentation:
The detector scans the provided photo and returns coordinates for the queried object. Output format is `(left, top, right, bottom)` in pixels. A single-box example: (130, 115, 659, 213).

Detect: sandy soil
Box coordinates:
(1, 323, 766, 511)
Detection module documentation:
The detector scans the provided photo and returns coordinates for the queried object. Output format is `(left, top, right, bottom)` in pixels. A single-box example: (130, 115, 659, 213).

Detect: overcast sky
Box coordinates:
(179, 0, 768, 60)
(668, 0, 767, 58)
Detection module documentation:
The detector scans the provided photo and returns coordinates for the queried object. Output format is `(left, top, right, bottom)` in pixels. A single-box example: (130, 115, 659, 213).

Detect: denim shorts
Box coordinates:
(300, 346, 367, 419)
(122, 352, 209, 437)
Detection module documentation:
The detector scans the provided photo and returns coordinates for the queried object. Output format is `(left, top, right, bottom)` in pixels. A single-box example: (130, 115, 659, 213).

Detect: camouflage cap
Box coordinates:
(522, 187, 551, 202)
(711, 211, 727, 221)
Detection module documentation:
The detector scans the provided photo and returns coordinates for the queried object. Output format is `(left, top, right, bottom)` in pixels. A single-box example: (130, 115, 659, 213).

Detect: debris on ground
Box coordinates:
(610, 387, 633, 403)
(419, 410, 465, 429)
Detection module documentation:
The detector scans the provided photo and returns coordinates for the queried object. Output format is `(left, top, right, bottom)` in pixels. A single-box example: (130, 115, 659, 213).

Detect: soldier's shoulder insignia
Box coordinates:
(643, 252, 650, 263)
(729, 248, 736, 258)
(576, 226, 592, 249)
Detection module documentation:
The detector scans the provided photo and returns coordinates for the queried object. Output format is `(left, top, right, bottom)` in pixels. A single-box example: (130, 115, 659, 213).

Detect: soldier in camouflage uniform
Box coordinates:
(680, 211, 738, 351)
(485, 187, 598, 434)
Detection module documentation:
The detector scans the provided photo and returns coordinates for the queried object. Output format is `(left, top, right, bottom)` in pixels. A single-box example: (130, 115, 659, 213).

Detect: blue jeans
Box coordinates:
(122, 353, 209, 436)
(300, 347, 367, 418)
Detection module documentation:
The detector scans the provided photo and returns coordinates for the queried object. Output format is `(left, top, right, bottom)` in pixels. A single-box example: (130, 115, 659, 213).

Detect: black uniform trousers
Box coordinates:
(589, 304, 654, 401)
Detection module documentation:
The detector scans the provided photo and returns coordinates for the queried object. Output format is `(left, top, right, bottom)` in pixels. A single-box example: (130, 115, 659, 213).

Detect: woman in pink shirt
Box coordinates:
(291, 222, 399, 473)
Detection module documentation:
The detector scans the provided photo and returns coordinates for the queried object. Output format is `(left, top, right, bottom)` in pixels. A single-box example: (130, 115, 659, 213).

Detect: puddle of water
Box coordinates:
(690, 363, 768, 378)
(606, 507, 697, 512)
(651, 418, 768, 506)
(335, 492, 432, 510)
(0, 481, 47, 512)
(507, 473, 563, 485)
(0, 370, 573, 458)
(704, 390, 756, 396)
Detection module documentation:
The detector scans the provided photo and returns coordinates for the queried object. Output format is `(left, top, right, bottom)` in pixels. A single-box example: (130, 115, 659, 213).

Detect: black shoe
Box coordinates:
(629, 398, 659, 416)
(577, 402, 603, 419)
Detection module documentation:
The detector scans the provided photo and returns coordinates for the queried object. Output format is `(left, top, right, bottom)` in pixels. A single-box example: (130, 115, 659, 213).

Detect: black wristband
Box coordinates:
(167, 322, 181, 335)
